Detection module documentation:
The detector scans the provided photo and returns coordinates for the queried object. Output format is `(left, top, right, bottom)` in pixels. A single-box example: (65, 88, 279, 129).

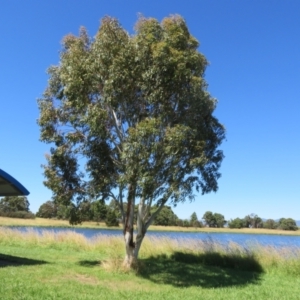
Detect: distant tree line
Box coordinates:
(0, 196, 35, 219)
(36, 201, 231, 229)
(0, 197, 298, 231)
(36, 199, 206, 228)
(36, 199, 115, 225)
(228, 213, 298, 231)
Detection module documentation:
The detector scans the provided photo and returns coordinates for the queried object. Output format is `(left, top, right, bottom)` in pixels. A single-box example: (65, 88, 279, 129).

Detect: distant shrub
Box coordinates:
(278, 218, 298, 231)
(0, 211, 35, 219)
(228, 218, 244, 229)
(263, 219, 278, 229)
(182, 219, 191, 227)
(36, 200, 57, 218)
(105, 210, 119, 227)
(192, 220, 203, 228)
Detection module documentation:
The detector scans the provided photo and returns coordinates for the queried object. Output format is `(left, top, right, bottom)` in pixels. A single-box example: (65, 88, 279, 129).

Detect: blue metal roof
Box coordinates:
(0, 169, 30, 196)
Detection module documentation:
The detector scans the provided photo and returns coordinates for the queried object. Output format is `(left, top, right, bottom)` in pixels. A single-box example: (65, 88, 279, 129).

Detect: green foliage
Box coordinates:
(190, 212, 198, 223)
(107, 199, 123, 219)
(0, 196, 34, 219)
(38, 15, 225, 259)
(78, 200, 93, 221)
(37, 198, 108, 223)
(214, 213, 227, 228)
(0, 210, 35, 219)
(278, 218, 298, 231)
(263, 219, 278, 229)
(243, 214, 263, 228)
(105, 209, 119, 227)
(0, 196, 30, 213)
(91, 199, 107, 222)
(38, 15, 224, 209)
(183, 219, 191, 227)
(190, 212, 202, 228)
(56, 204, 72, 220)
(228, 218, 244, 229)
(36, 201, 57, 218)
(202, 211, 226, 228)
(175, 219, 183, 226)
(228, 214, 264, 229)
(152, 206, 178, 226)
(202, 211, 214, 227)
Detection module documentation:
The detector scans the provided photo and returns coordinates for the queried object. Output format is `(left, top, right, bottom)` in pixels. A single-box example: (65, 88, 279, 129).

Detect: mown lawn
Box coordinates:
(0, 227, 300, 299)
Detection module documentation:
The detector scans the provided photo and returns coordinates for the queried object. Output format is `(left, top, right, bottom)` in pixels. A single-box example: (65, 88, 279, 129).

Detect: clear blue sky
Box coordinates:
(1, 0, 299, 221)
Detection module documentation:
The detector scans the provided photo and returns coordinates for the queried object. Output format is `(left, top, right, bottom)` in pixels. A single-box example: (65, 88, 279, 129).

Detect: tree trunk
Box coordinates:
(133, 226, 145, 259)
(123, 183, 136, 268)
(122, 193, 166, 268)
(123, 230, 144, 268)
(123, 196, 147, 268)
(124, 230, 136, 267)
(134, 199, 147, 258)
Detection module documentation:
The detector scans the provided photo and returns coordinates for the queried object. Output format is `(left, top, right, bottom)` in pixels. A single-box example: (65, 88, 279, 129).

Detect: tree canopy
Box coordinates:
(243, 214, 263, 228)
(38, 15, 225, 266)
(0, 196, 34, 219)
(0, 196, 30, 213)
(36, 200, 57, 218)
(228, 218, 244, 229)
(202, 211, 226, 228)
(152, 206, 178, 226)
(278, 218, 298, 231)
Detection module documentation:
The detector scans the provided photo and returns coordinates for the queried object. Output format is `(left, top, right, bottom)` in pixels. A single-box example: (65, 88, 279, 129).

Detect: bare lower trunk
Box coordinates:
(123, 228, 145, 267)
(134, 200, 146, 259)
(123, 183, 136, 267)
(123, 231, 136, 267)
(123, 194, 166, 268)
(123, 198, 146, 268)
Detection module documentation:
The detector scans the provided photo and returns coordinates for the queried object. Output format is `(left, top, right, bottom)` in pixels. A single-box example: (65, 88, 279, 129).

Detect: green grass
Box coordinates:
(0, 228, 300, 299)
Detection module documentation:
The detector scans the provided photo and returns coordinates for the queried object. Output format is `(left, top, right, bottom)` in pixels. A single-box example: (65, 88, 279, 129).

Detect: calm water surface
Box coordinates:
(7, 226, 300, 248)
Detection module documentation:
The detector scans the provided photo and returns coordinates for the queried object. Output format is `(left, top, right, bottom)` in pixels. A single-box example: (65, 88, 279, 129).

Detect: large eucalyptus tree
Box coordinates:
(38, 15, 225, 267)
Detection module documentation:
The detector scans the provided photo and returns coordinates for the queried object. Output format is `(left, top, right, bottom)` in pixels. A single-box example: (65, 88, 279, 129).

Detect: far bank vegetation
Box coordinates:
(36, 199, 298, 231)
(0, 196, 297, 231)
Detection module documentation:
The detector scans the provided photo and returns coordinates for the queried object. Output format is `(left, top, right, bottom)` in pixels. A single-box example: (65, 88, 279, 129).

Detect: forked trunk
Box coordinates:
(123, 227, 145, 268)
(123, 196, 147, 268)
(123, 193, 164, 268)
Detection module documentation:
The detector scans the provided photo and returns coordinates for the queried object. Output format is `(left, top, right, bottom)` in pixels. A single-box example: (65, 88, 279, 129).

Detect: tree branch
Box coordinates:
(145, 195, 170, 230)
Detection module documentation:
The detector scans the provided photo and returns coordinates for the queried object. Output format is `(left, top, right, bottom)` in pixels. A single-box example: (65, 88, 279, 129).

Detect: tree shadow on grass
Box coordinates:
(78, 260, 101, 267)
(0, 254, 48, 268)
(138, 251, 264, 288)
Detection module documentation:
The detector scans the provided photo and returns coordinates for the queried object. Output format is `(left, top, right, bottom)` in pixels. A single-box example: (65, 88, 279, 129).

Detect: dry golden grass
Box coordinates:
(0, 216, 111, 228)
(150, 225, 300, 235)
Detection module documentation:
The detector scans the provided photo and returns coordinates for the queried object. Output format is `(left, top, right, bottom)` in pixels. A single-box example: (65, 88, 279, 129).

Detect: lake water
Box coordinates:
(6, 226, 300, 248)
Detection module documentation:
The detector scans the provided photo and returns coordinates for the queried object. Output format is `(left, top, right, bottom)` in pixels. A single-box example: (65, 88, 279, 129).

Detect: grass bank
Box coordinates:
(0, 228, 300, 299)
(0, 217, 299, 235)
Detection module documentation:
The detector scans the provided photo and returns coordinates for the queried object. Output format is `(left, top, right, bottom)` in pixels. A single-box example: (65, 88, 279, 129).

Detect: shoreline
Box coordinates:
(0, 217, 299, 236)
